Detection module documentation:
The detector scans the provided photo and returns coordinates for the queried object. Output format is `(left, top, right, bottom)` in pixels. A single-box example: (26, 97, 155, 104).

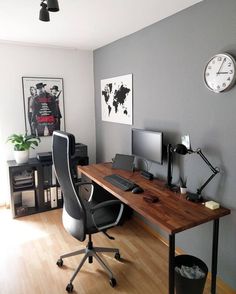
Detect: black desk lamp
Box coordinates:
(172, 144, 220, 202)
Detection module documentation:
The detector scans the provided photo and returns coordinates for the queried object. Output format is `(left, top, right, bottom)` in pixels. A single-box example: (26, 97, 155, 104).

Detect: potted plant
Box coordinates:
(7, 133, 40, 164)
(179, 176, 187, 194)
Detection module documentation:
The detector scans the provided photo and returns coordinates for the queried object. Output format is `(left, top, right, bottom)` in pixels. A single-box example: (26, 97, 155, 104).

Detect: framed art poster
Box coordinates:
(101, 74, 132, 125)
(22, 77, 65, 137)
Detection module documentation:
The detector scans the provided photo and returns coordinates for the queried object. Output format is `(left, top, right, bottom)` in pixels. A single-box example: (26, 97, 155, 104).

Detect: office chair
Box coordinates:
(52, 131, 124, 293)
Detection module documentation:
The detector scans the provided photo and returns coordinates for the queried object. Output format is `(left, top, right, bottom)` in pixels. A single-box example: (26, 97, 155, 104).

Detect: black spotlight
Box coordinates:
(39, 2, 50, 22)
(173, 144, 189, 155)
(47, 0, 60, 12)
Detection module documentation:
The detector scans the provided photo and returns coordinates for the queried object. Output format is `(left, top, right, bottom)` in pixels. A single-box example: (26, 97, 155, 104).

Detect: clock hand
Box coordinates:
(217, 72, 229, 74)
(217, 57, 226, 74)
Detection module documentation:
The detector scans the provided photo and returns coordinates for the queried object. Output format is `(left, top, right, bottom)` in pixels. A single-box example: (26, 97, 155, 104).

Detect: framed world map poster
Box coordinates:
(101, 74, 132, 125)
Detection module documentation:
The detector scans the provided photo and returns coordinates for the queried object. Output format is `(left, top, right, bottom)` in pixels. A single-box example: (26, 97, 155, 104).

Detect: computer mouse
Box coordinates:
(132, 186, 144, 194)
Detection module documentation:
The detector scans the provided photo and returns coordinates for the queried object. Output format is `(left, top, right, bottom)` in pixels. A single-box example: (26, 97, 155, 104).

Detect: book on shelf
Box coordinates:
(47, 188, 51, 201)
(57, 187, 62, 200)
(44, 188, 52, 203)
(50, 187, 57, 208)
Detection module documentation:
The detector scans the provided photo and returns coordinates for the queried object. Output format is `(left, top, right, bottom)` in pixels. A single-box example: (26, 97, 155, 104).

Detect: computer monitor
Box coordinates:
(132, 129, 163, 164)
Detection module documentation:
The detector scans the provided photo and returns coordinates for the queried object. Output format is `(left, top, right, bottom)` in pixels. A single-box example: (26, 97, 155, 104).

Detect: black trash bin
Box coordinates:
(175, 255, 208, 294)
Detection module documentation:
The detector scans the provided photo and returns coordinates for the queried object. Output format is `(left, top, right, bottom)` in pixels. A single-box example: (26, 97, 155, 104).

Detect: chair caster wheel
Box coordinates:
(109, 278, 117, 287)
(56, 259, 63, 267)
(66, 283, 73, 293)
(114, 252, 121, 261)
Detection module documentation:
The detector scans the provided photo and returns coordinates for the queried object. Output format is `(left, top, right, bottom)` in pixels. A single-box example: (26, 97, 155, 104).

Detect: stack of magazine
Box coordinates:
(13, 170, 34, 190)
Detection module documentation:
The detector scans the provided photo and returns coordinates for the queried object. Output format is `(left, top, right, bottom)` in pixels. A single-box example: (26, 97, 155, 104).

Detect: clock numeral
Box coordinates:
(229, 70, 233, 74)
(223, 83, 226, 87)
(212, 60, 215, 64)
(228, 62, 232, 67)
(208, 66, 212, 70)
(217, 85, 220, 90)
(217, 57, 222, 61)
(206, 72, 210, 76)
(227, 77, 231, 81)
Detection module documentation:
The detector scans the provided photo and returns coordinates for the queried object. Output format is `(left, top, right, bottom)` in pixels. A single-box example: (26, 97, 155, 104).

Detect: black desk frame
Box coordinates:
(169, 219, 219, 294)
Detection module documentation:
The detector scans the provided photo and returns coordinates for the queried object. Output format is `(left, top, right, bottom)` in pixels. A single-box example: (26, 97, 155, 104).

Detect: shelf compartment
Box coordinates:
(14, 205, 38, 217)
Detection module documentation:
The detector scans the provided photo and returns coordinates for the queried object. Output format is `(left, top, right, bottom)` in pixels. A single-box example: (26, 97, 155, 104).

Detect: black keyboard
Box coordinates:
(104, 174, 136, 191)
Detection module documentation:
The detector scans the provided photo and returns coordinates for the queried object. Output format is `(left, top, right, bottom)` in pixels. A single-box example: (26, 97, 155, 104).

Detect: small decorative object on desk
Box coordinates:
(205, 201, 220, 210)
(180, 177, 187, 194)
(7, 133, 40, 164)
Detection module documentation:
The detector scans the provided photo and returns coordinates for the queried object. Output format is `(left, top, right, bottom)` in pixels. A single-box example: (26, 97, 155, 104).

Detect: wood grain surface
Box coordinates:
(78, 163, 230, 234)
(0, 208, 234, 294)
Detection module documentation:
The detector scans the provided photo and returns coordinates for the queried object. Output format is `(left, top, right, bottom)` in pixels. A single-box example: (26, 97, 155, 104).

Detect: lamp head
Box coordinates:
(39, 2, 50, 22)
(47, 0, 60, 12)
(173, 144, 188, 155)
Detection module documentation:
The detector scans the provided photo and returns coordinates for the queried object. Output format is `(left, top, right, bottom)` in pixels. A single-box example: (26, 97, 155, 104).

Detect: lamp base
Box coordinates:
(186, 192, 203, 203)
(165, 183, 180, 193)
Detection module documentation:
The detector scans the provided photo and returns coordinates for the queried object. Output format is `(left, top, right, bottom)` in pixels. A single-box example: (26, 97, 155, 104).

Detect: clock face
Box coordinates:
(204, 53, 236, 93)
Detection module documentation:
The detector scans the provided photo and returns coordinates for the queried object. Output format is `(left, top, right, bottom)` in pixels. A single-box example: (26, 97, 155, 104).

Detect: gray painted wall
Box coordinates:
(94, 0, 236, 289)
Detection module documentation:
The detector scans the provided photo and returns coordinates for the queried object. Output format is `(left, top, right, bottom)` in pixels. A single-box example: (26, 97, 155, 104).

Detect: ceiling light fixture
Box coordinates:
(39, 0, 60, 22)
(47, 0, 60, 12)
(39, 2, 50, 22)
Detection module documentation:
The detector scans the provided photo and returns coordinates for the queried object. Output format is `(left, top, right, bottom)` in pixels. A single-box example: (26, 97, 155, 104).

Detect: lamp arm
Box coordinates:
(194, 148, 220, 195)
(196, 148, 219, 174)
(197, 173, 218, 195)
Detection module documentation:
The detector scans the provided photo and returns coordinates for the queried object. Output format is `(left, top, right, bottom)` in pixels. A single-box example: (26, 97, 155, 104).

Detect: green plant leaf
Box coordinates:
(7, 133, 41, 151)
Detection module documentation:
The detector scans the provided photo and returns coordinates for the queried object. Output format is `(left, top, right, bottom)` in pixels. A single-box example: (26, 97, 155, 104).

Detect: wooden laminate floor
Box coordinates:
(0, 208, 234, 294)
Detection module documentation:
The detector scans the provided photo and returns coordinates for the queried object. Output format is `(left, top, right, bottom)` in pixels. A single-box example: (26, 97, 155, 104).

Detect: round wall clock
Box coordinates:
(204, 53, 236, 93)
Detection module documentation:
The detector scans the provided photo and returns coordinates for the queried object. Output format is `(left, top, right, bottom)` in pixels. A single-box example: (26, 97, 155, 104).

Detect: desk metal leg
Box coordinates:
(211, 219, 219, 294)
(169, 234, 175, 294)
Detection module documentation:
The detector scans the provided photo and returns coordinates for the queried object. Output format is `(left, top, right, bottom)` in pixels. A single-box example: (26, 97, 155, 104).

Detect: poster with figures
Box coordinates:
(101, 74, 132, 125)
(22, 77, 65, 137)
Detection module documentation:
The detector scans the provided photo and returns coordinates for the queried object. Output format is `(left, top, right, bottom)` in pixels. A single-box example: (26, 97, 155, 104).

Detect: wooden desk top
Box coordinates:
(78, 163, 230, 235)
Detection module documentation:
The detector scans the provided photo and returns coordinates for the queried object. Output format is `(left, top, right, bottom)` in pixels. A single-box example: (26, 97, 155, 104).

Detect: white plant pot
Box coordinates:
(14, 150, 29, 164)
(180, 187, 187, 194)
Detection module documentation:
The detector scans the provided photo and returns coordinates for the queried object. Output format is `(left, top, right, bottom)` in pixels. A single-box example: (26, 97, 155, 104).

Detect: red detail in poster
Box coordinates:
(37, 116, 55, 123)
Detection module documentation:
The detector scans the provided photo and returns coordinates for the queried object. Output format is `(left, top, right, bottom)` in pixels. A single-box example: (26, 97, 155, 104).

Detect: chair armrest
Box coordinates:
(90, 200, 124, 232)
(90, 200, 121, 213)
(74, 181, 94, 202)
(74, 181, 94, 187)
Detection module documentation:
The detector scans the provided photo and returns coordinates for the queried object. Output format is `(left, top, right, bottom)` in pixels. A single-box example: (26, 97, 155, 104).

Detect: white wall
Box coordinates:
(0, 42, 96, 204)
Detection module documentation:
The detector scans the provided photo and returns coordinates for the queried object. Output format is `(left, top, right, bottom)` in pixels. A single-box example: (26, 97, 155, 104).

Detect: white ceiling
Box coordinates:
(0, 0, 202, 50)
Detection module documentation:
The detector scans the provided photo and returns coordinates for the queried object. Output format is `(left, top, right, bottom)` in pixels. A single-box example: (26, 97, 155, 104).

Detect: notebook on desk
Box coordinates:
(112, 154, 135, 172)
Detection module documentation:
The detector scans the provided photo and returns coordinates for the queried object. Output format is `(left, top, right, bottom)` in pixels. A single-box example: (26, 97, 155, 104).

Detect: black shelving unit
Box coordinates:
(7, 155, 89, 218)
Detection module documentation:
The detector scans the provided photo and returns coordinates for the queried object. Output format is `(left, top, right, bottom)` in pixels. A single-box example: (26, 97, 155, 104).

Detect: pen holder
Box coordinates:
(180, 187, 187, 194)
